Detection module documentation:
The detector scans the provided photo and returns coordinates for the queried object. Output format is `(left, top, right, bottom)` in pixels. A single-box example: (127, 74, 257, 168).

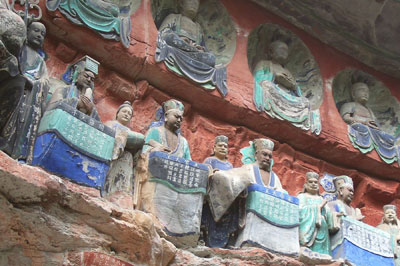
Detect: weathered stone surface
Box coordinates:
(0, 151, 176, 266)
(37, 0, 400, 184)
(172, 247, 303, 266)
(251, 0, 400, 80)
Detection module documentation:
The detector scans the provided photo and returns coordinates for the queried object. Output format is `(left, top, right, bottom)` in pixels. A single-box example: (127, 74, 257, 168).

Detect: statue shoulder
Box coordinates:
(340, 101, 356, 116)
(159, 13, 180, 32)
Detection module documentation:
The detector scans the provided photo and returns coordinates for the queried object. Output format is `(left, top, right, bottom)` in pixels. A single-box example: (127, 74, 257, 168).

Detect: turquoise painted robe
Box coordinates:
(298, 193, 335, 255)
(142, 125, 191, 160)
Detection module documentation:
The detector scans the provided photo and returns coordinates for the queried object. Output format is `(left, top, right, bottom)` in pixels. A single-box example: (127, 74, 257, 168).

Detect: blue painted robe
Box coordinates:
(202, 157, 235, 248)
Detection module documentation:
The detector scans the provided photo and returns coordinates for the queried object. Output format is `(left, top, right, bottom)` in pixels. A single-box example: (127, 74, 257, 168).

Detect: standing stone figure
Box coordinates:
(0, 3, 27, 151)
(155, 0, 228, 96)
(377, 205, 400, 265)
(141, 99, 190, 159)
(328, 177, 364, 221)
(1, 21, 49, 163)
(134, 99, 210, 247)
(47, 57, 100, 120)
(340, 81, 399, 164)
(208, 138, 285, 228)
(201, 135, 238, 248)
(253, 39, 320, 133)
(102, 101, 144, 208)
(298, 172, 338, 256)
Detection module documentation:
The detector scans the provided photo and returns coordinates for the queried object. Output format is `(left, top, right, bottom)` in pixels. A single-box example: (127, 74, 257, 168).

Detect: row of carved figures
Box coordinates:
(1, 3, 399, 265)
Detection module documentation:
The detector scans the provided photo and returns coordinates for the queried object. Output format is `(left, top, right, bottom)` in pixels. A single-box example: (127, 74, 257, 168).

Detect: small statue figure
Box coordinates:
(203, 135, 233, 171)
(47, 56, 100, 120)
(340, 82, 378, 128)
(201, 135, 238, 248)
(141, 99, 190, 159)
(298, 172, 338, 256)
(328, 177, 364, 221)
(253, 38, 321, 133)
(46, 0, 132, 48)
(102, 101, 144, 208)
(134, 98, 191, 209)
(377, 205, 400, 265)
(340, 78, 399, 165)
(0, 3, 27, 150)
(1, 21, 49, 163)
(208, 138, 285, 226)
(155, 0, 228, 96)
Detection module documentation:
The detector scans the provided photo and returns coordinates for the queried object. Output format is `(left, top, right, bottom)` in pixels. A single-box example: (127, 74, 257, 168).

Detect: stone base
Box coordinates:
(141, 181, 203, 247)
(332, 239, 394, 266)
(236, 212, 300, 257)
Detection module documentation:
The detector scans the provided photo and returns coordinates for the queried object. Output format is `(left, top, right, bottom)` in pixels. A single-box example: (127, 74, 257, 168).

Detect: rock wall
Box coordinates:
(1, 0, 400, 264)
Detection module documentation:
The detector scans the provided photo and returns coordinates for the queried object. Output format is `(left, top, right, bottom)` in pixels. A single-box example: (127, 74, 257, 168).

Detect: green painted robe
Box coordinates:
(298, 193, 335, 255)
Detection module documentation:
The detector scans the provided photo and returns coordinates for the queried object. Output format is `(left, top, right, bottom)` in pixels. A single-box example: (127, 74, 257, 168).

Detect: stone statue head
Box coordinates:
(303, 172, 320, 195)
(165, 108, 183, 132)
(76, 69, 95, 90)
(211, 135, 229, 160)
(351, 82, 370, 105)
(163, 99, 184, 132)
(116, 101, 133, 126)
(337, 183, 354, 204)
(254, 138, 274, 171)
(382, 205, 398, 225)
(27, 22, 46, 50)
(268, 40, 289, 65)
(178, 0, 200, 19)
(333, 175, 353, 192)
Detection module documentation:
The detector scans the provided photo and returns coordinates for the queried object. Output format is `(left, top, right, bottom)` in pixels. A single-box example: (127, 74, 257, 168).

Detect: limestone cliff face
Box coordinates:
(0, 151, 175, 266)
(0, 151, 345, 265)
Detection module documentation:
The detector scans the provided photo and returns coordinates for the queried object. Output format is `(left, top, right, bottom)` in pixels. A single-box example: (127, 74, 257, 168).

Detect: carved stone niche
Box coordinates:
(151, 0, 236, 97)
(333, 69, 400, 165)
(248, 23, 323, 134)
(46, 0, 142, 48)
(333, 69, 400, 136)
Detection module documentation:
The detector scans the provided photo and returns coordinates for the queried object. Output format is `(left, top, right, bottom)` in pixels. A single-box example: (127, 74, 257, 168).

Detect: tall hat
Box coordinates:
(333, 175, 353, 189)
(253, 138, 274, 151)
(215, 135, 228, 144)
(149, 99, 185, 130)
(116, 101, 133, 118)
(163, 99, 184, 114)
(62, 55, 100, 84)
(306, 172, 320, 180)
(383, 205, 397, 212)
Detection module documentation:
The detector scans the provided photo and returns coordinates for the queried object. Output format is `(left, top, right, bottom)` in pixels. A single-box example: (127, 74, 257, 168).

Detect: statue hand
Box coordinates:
(80, 95, 94, 114)
(319, 199, 327, 210)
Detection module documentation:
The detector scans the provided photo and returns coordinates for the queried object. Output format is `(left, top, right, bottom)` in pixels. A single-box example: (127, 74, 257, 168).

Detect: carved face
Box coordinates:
(384, 209, 397, 224)
(116, 106, 133, 126)
(214, 141, 228, 160)
(76, 70, 95, 90)
(165, 109, 183, 131)
(305, 176, 319, 195)
(255, 148, 272, 171)
(27, 22, 46, 49)
(178, 0, 200, 19)
(269, 41, 288, 64)
(340, 186, 354, 204)
(352, 83, 369, 105)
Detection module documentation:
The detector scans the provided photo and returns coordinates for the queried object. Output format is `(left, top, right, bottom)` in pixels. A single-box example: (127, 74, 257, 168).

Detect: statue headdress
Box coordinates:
(148, 99, 184, 130)
(240, 138, 275, 167)
(62, 55, 99, 85)
(215, 135, 228, 144)
(383, 205, 397, 212)
(116, 101, 133, 118)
